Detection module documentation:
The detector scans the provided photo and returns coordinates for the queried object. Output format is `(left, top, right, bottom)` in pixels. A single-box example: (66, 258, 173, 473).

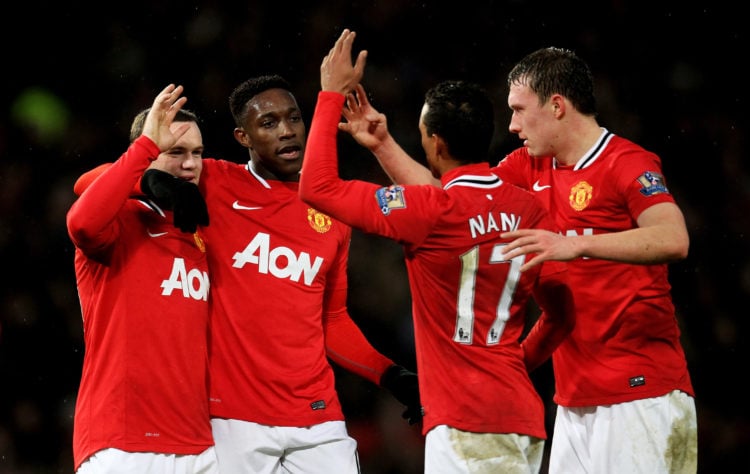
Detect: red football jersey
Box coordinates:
(67, 137, 213, 470)
(301, 92, 571, 438)
(199, 158, 394, 427)
(496, 131, 694, 406)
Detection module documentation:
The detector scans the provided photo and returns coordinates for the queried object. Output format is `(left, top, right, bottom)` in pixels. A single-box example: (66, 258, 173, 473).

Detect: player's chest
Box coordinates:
(120, 209, 208, 268)
(543, 170, 631, 231)
(209, 195, 343, 257)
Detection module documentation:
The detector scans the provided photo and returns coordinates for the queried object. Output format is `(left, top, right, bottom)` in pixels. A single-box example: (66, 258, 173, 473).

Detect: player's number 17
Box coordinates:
(454, 243, 523, 345)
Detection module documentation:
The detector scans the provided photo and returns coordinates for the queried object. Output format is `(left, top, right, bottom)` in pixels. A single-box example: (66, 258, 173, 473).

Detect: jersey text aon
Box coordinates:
(232, 232, 323, 286)
(160, 257, 210, 300)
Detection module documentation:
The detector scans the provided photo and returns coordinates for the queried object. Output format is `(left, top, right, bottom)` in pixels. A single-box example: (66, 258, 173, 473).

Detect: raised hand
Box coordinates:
(320, 29, 367, 95)
(142, 84, 190, 152)
(379, 364, 423, 425)
(339, 84, 390, 151)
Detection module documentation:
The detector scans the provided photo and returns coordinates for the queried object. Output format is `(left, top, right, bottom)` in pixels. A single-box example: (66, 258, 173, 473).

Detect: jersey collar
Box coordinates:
(553, 128, 614, 171)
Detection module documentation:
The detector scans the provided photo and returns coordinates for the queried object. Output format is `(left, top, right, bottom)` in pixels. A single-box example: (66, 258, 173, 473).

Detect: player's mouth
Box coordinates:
(277, 144, 302, 160)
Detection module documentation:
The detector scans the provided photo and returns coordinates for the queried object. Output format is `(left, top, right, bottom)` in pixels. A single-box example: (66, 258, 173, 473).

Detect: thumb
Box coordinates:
(353, 50, 368, 78)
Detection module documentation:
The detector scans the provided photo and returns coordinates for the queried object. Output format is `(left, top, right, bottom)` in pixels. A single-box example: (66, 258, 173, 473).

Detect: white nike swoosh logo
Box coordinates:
(232, 201, 263, 210)
(532, 180, 551, 191)
(148, 230, 168, 238)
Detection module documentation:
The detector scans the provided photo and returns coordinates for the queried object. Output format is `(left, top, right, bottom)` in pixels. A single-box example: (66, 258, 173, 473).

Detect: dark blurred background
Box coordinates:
(1, 1, 746, 473)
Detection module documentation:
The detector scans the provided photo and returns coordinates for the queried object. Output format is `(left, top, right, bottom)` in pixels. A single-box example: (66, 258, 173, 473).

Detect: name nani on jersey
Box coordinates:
(469, 212, 521, 239)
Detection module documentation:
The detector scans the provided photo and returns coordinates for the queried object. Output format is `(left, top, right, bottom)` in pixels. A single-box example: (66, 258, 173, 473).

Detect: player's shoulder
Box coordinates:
(201, 157, 253, 185)
(202, 157, 244, 170)
(606, 135, 659, 162)
(312, 205, 352, 235)
(501, 146, 532, 163)
(499, 180, 543, 205)
(497, 147, 554, 176)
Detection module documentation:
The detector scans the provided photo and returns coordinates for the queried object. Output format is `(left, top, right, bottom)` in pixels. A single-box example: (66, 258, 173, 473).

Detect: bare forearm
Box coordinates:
(573, 225, 688, 264)
(371, 134, 438, 186)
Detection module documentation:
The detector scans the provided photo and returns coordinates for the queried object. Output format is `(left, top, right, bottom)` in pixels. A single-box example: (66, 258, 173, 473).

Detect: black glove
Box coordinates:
(141, 169, 209, 233)
(380, 364, 423, 425)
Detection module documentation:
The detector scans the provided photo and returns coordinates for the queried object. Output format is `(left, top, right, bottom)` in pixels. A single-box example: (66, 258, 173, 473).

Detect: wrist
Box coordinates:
(379, 364, 400, 387)
(133, 135, 160, 161)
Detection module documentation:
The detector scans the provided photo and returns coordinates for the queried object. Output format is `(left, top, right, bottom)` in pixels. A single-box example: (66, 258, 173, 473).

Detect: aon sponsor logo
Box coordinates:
(232, 232, 323, 286)
(161, 258, 209, 300)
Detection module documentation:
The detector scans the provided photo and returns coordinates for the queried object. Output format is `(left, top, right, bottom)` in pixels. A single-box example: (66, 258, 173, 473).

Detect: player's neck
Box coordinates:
(556, 120, 603, 166)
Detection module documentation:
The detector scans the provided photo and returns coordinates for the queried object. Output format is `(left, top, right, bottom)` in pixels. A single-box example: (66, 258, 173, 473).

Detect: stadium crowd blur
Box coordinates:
(1, 2, 745, 473)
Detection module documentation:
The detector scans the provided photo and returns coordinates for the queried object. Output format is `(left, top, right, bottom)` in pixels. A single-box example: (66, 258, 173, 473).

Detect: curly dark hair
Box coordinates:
(229, 75, 293, 128)
(421, 80, 495, 164)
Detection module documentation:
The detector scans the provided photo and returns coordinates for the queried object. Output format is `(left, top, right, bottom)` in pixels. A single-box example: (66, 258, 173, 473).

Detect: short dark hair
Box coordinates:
(422, 80, 494, 164)
(507, 46, 597, 116)
(129, 108, 199, 143)
(229, 74, 292, 128)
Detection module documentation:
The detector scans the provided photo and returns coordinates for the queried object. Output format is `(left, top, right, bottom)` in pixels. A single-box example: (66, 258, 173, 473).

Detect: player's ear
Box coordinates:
(550, 94, 566, 118)
(233, 128, 252, 149)
(433, 134, 449, 159)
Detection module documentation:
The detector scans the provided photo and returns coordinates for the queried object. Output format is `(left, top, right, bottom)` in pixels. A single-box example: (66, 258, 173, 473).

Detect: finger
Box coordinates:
(367, 111, 386, 125)
(166, 97, 188, 120)
(156, 84, 183, 112)
(342, 29, 355, 53)
(341, 105, 353, 122)
(170, 84, 184, 99)
(164, 85, 184, 108)
(520, 255, 543, 272)
(355, 84, 368, 105)
(335, 29, 350, 54)
(158, 83, 176, 97)
(501, 240, 522, 253)
(353, 50, 368, 77)
(171, 122, 191, 141)
(501, 249, 519, 261)
(346, 92, 359, 112)
(154, 91, 173, 108)
(356, 85, 376, 113)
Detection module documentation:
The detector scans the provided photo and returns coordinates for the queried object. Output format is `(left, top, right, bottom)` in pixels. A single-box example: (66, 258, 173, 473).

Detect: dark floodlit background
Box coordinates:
(1, 2, 746, 473)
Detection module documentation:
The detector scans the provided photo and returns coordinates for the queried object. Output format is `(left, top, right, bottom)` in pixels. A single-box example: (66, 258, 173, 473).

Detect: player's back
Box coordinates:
(395, 164, 559, 438)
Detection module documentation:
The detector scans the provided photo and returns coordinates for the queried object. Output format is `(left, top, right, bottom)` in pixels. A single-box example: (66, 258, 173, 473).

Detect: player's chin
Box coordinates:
(275, 157, 303, 176)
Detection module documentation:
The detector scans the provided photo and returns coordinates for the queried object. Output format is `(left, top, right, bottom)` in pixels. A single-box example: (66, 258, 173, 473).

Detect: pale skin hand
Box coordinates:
(339, 83, 390, 151)
(320, 30, 436, 185)
(500, 229, 580, 272)
(501, 201, 689, 272)
(339, 83, 437, 185)
(142, 83, 190, 152)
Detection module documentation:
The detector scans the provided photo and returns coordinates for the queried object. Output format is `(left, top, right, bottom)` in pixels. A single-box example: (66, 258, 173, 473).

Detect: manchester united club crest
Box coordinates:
(569, 181, 593, 211)
(307, 208, 332, 233)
